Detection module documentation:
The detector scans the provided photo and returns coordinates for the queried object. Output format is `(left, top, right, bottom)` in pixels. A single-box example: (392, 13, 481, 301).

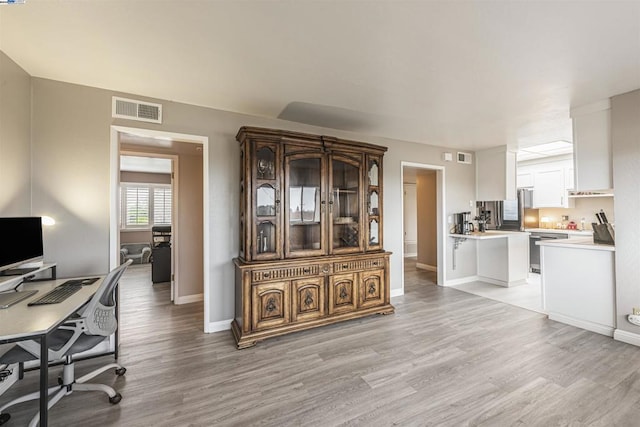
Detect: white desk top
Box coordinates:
(0, 276, 104, 342)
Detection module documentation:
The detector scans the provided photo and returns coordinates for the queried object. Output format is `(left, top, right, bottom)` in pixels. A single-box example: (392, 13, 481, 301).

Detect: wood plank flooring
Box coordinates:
(2, 262, 640, 426)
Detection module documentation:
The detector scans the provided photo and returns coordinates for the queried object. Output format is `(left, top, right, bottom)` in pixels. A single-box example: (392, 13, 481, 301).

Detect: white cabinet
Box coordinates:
(476, 146, 516, 201)
(533, 168, 565, 207)
(518, 158, 574, 208)
(517, 171, 534, 188)
(571, 100, 612, 191)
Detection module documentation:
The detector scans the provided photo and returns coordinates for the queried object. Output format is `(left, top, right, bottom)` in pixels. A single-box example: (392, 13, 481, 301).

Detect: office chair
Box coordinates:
(0, 259, 133, 427)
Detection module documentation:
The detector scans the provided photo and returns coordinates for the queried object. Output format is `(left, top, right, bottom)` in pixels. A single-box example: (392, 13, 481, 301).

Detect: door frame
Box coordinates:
(400, 162, 446, 293)
(110, 126, 210, 329)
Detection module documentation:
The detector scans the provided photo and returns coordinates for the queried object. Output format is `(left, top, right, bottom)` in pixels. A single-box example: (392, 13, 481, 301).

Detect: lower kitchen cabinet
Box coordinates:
(232, 253, 393, 349)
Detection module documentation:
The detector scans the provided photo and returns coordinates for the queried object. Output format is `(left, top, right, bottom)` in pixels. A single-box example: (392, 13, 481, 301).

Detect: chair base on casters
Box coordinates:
(0, 356, 126, 427)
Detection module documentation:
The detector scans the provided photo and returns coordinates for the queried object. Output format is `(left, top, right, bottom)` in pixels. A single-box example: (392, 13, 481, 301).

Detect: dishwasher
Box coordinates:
(529, 232, 568, 273)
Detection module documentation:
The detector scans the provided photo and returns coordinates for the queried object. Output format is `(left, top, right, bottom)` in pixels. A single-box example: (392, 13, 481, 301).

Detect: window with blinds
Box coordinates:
(120, 184, 172, 229)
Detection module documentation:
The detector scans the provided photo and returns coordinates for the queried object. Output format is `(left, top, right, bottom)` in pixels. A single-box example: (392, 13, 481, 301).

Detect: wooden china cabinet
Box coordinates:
(232, 126, 393, 349)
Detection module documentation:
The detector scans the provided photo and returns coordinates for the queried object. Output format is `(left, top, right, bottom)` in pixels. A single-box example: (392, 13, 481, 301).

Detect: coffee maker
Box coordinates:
(454, 211, 473, 234)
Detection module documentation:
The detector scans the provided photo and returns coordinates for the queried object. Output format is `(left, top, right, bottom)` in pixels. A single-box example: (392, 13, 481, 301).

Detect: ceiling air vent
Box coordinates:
(112, 97, 162, 124)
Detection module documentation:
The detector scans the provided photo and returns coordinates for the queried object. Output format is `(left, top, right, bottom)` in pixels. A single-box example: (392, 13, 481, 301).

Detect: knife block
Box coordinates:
(591, 223, 615, 245)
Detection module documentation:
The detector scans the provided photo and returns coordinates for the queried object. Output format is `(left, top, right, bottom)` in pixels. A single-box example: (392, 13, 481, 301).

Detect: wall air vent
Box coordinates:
(112, 97, 162, 124)
(457, 152, 473, 164)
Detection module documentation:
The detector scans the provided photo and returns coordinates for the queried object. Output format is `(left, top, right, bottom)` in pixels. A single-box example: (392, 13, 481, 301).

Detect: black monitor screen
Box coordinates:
(0, 217, 44, 271)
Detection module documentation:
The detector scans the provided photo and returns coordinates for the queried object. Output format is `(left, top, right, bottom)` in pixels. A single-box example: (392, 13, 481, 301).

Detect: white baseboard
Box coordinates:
(614, 329, 640, 347)
(175, 293, 204, 305)
(416, 263, 437, 272)
(476, 276, 527, 288)
(443, 275, 479, 287)
(548, 312, 614, 337)
(404, 252, 417, 258)
(390, 288, 404, 298)
(205, 318, 233, 333)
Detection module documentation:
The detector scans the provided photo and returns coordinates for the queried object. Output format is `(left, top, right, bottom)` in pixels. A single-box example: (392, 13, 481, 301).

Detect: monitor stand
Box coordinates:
(0, 267, 39, 277)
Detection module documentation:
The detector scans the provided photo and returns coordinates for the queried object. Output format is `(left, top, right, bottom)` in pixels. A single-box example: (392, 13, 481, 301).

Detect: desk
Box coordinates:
(0, 275, 104, 427)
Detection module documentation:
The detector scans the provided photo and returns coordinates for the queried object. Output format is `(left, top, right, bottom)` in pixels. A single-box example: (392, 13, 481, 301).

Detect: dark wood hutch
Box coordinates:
(232, 126, 393, 348)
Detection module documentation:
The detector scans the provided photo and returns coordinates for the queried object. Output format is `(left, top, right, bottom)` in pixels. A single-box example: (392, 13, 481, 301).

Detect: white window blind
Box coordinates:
(125, 187, 150, 226)
(153, 187, 172, 225)
(120, 183, 171, 229)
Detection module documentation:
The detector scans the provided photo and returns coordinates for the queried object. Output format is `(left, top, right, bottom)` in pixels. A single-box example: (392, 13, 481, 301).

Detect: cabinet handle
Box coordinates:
(303, 268, 310, 274)
(342, 264, 348, 269)
(321, 200, 326, 213)
(275, 199, 281, 213)
(329, 200, 334, 212)
(263, 272, 271, 279)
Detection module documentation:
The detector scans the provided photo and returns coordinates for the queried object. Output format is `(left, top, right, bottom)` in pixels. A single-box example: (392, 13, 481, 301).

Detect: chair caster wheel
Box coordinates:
(0, 413, 11, 425)
(115, 367, 127, 376)
(109, 393, 122, 404)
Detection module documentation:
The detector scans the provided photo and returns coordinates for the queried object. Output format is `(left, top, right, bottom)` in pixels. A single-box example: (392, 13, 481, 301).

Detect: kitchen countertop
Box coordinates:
(450, 230, 530, 240)
(525, 228, 593, 236)
(536, 237, 615, 251)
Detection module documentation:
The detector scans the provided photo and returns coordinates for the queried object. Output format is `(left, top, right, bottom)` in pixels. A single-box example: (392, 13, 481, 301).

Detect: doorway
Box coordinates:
(400, 162, 446, 294)
(109, 126, 210, 331)
(119, 152, 177, 299)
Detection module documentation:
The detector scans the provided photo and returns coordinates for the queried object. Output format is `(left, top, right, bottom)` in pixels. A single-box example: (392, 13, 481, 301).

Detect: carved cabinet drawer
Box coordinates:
(252, 264, 323, 282)
(333, 258, 385, 273)
(251, 282, 290, 331)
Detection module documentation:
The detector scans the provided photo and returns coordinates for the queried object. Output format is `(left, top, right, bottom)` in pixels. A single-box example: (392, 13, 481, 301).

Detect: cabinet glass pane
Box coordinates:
(257, 185, 276, 216)
(369, 190, 379, 215)
(256, 147, 276, 180)
(257, 221, 276, 254)
(289, 158, 321, 251)
(368, 160, 379, 186)
(369, 219, 379, 245)
(333, 160, 360, 248)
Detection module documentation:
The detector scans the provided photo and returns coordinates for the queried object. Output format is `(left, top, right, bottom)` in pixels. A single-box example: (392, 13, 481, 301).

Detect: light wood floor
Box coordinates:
(2, 263, 640, 426)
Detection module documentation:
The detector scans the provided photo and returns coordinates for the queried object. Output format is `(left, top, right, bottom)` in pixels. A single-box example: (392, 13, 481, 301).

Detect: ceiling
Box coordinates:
(1, 1, 639, 152)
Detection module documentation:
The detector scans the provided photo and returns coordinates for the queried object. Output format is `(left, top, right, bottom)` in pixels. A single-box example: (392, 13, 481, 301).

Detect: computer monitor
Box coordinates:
(0, 217, 44, 274)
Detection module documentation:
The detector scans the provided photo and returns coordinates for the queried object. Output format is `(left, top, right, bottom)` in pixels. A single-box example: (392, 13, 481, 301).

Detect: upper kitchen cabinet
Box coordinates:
(476, 146, 517, 201)
(517, 158, 574, 208)
(571, 100, 613, 192)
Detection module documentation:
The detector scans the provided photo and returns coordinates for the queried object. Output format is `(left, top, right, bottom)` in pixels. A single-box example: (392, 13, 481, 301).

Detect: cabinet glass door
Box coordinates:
(366, 156, 382, 250)
(285, 154, 324, 257)
(330, 155, 362, 253)
(252, 143, 280, 260)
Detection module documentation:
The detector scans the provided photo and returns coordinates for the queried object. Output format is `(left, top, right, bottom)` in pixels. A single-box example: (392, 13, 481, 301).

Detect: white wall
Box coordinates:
(24, 75, 475, 326)
(0, 51, 31, 216)
(611, 89, 640, 337)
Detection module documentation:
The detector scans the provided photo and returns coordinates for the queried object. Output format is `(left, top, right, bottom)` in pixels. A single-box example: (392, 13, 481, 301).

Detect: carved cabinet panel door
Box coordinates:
(292, 277, 325, 322)
(328, 273, 357, 315)
(251, 282, 290, 331)
(358, 269, 385, 309)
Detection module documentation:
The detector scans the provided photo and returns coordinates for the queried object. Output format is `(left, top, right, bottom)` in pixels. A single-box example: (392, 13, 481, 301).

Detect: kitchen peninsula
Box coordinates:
(538, 237, 616, 336)
(450, 231, 530, 287)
